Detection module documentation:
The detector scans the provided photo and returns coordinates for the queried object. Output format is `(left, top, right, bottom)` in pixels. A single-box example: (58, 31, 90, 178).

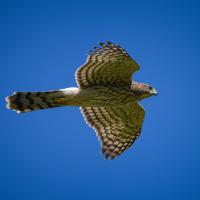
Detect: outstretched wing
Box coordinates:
(75, 41, 140, 88)
(80, 103, 145, 159)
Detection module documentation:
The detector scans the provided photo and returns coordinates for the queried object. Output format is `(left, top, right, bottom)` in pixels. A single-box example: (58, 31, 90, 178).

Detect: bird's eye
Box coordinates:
(149, 86, 153, 90)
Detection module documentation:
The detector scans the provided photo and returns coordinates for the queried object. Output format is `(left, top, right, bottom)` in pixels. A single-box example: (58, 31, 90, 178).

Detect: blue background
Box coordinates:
(1, 0, 200, 199)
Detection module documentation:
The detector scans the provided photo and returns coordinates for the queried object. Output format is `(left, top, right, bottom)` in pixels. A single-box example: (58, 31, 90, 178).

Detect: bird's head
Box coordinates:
(131, 82, 157, 101)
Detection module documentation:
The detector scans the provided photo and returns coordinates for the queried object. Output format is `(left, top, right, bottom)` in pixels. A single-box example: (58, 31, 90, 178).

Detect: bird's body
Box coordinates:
(6, 41, 157, 159)
(7, 84, 154, 111)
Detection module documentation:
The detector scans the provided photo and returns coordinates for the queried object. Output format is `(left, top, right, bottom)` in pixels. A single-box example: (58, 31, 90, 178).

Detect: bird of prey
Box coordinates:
(6, 41, 157, 159)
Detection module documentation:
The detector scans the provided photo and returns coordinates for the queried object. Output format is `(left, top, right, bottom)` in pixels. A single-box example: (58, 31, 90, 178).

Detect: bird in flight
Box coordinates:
(6, 41, 157, 159)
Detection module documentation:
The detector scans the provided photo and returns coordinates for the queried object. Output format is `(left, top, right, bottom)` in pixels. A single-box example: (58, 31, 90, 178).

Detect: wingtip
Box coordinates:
(106, 41, 112, 45)
(101, 148, 117, 160)
(99, 41, 113, 47)
(99, 42, 104, 46)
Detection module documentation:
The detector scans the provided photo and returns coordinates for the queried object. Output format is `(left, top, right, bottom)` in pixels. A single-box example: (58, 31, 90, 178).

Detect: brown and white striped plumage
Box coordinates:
(75, 42, 145, 159)
(6, 90, 65, 113)
(6, 41, 157, 159)
(80, 104, 144, 159)
(75, 41, 140, 88)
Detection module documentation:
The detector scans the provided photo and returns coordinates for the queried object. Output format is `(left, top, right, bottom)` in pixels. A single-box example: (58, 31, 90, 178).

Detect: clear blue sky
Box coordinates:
(1, 0, 200, 199)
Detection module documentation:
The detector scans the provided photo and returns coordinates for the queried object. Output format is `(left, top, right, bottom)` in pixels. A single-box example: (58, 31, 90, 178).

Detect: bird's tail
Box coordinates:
(6, 90, 72, 113)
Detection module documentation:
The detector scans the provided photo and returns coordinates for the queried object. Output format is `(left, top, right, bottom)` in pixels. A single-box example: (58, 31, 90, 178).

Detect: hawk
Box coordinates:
(6, 41, 157, 159)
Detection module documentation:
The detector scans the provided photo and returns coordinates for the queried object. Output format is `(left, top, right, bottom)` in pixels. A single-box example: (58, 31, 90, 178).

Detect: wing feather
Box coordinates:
(75, 41, 140, 88)
(80, 103, 145, 159)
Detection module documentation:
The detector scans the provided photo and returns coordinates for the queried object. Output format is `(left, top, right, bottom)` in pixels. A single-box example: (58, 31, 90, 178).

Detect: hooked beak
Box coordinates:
(152, 88, 158, 96)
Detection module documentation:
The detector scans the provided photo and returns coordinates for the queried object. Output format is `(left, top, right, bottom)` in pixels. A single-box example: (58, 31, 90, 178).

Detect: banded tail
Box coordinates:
(6, 88, 79, 113)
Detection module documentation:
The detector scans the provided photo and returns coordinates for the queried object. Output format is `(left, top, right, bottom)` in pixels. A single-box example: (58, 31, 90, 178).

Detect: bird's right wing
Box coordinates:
(80, 103, 145, 159)
(75, 41, 140, 88)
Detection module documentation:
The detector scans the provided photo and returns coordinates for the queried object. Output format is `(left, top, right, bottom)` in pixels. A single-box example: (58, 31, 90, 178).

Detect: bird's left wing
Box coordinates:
(80, 103, 145, 159)
(75, 41, 140, 88)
